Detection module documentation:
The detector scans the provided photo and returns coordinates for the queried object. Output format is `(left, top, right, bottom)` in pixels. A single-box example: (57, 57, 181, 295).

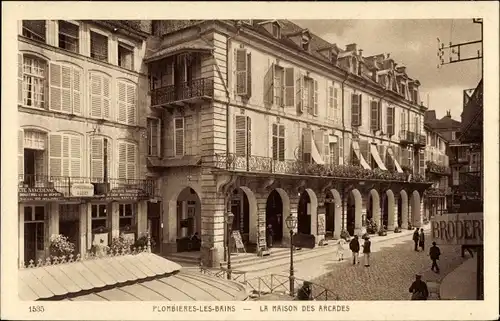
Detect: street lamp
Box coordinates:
(285, 214, 298, 296)
(226, 211, 235, 280)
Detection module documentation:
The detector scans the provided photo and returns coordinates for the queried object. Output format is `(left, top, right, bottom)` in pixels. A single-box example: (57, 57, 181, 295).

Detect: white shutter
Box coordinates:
(333, 87, 339, 122)
(313, 79, 318, 116)
(90, 73, 102, 118)
(338, 136, 344, 165)
(90, 137, 104, 181)
(127, 143, 137, 179)
(272, 124, 278, 160)
(118, 142, 127, 179)
(328, 84, 334, 120)
(49, 134, 62, 177)
(235, 48, 248, 95)
(70, 135, 81, 177)
(263, 63, 274, 105)
(174, 118, 184, 156)
(278, 124, 285, 161)
(49, 63, 62, 111)
(61, 65, 72, 113)
(72, 68, 82, 115)
(296, 73, 304, 113)
(117, 81, 127, 123)
(284, 67, 294, 108)
(62, 135, 70, 176)
(102, 76, 110, 119)
(247, 116, 252, 156)
(323, 133, 329, 164)
(126, 83, 137, 125)
(18, 130, 24, 176)
(18, 54, 23, 104)
(234, 115, 247, 157)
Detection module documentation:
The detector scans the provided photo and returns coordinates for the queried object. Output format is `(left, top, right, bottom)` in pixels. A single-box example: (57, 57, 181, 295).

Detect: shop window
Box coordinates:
(58, 20, 79, 53)
(119, 203, 135, 229)
(91, 204, 108, 230)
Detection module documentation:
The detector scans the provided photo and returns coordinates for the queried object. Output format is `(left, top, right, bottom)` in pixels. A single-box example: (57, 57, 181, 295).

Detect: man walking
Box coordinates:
(362, 236, 371, 267)
(349, 235, 360, 265)
(419, 228, 425, 251)
(412, 228, 420, 251)
(409, 274, 429, 300)
(429, 241, 441, 273)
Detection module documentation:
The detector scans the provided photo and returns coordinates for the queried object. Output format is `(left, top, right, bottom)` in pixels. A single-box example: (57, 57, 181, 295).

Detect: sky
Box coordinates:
(293, 19, 483, 121)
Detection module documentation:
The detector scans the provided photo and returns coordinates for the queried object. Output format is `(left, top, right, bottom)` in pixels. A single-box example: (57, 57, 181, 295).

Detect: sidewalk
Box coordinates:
(439, 257, 478, 300)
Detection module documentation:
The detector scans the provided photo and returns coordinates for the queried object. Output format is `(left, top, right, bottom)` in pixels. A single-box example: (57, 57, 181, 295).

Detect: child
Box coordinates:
(337, 238, 347, 261)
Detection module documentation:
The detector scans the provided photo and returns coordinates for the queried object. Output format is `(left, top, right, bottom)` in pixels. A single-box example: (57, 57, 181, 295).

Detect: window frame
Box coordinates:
(22, 55, 47, 109)
(22, 20, 47, 43)
(147, 117, 161, 157)
(118, 42, 135, 71)
(272, 123, 285, 161)
(91, 204, 108, 231)
(90, 30, 109, 62)
(118, 203, 136, 230)
(58, 20, 80, 53)
(174, 117, 185, 157)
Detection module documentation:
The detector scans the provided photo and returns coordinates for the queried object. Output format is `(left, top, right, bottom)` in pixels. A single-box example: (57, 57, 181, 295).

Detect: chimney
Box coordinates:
(358, 49, 363, 57)
(346, 43, 357, 52)
(446, 110, 451, 117)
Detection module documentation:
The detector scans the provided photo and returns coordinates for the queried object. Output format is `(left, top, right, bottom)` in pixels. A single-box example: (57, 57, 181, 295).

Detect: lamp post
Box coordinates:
(226, 211, 234, 280)
(285, 214, 298, 296)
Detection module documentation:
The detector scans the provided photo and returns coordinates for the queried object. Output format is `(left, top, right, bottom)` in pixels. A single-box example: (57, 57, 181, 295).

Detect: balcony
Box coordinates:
(18, 175, 156, 201)
(399, 130, 415, 145)
(425, 161, 450, 176)
(209, 153, 430, 184)
(414, 134, 426, 148)
(449, 156, 469, 166)
(151, 77, 213, 108)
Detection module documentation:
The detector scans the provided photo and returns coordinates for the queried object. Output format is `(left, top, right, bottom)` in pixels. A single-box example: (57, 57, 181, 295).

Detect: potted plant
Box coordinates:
(378, 225, 388, 236)
(109, 233, 134, 254)
(49, 234, 75, 259)
(394, 226, 402, 233)
(407, 221, 413, 230)
(133, 235, 156, 251)
(366, 218, 378, 234)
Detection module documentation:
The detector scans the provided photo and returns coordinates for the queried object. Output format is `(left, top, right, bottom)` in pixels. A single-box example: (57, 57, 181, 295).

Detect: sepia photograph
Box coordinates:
(1, 2, 498, 321)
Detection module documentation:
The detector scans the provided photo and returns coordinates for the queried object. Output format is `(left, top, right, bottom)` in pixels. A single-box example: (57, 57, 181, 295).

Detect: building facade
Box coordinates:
(17, 20, 158, 266)
(145, 20, 431, 267)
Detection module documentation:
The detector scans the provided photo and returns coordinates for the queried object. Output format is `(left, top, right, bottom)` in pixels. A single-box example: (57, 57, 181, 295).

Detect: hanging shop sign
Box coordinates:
(18, 187, 64, 201)
(107, 187, 149, 201)
(430, 212, 483, 246)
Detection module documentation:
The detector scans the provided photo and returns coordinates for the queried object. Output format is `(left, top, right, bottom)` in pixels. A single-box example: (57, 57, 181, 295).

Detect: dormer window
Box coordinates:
(272, 23, 281, 39)
(400, 83, 406, 97)
(302, 38, 310, 51)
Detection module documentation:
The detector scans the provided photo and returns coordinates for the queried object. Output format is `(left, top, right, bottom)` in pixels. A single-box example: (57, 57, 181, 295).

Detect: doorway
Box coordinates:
(147, 201, 162, 254)
(24, 205, 45, 264)
(297, 192, 311, 235)
(265, 190, 283, 244)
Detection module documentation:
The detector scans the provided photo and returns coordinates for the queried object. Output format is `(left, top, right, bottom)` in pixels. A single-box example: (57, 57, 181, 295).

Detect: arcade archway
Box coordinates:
(398, 190, 409, 229)
(176, 187, 201, 246)
(367, 189, 380, 228)
(230, 187, 257, 246)
(410, 190, 422, 228)
(385, 190, 396, 230)
(265, 188, 290, 245)
(297, 189, 318, 236)
(346, 189, 362, 236)
(325, 189, 342, 240)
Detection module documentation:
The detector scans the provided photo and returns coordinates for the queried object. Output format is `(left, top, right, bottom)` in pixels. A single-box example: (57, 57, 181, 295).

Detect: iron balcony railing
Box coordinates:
(399, 130, 415, 144)
(210, 153, 428, 183)
(18, 174, 156, 198)
(151, 77, 214, 107)
(417, 134, 426, 146)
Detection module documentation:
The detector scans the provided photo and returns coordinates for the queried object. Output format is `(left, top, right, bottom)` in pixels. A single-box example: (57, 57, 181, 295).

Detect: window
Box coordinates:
(284, 68, 294, 108)
(90, 137, 111, 182)
(370, 100, 381, 131)
(235, 48, 251, 97)
(119, 204, 135, 230)
(235, 115, 252, 157)
(49, 63, 82, 114)
(302, 38, 310, 51)
(272, 23, 281, 39)
(412, 89, 419, 104)
(117, 141, 137, 180)
(387, 106, 395, 136)
(351, 93, 362, 126)
(49, 133, 81, 177)
(400, 110, 406, 132)
(333, 88, 339, 122)
(22, 20, 46, 42)
(118, 42, 134, 70)
(147, 118, 160, 156)
(21, 56, 46, 109)
(24, 206, 45, 222)
(174, 117, 185, 156)
(90, 31, 108, 62)
(328, 85, 334, 120)
(91, 204, 108, 230)
(89, 72, 111, 119)
(58, 21, 79, 53)
(329, 142, 338, 165)
(274, 65, 284, 106)
(451, 131, 456, 141)
(117, 81, 137, 125)
(272, 123, 285, 161)
(302, 77, 317, 116)
(400, 83, 406, 98)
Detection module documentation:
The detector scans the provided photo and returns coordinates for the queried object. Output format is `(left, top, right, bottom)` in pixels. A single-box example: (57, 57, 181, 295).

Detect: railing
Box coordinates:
(417, 134, 426, 146)
(199, 265, 248, 284)
(210, 153, 429, 183)
(151, 77, 214, 106)
(426, 161, 450, 175)
(399, 130, 415, 144)
(18, 174, 156, 198)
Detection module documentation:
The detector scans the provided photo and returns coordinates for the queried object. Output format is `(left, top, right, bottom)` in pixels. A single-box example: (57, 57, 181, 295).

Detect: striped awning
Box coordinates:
(387, 148, 404, 173)
(370, 144, 387, 171)
(352, 141, 371, 170)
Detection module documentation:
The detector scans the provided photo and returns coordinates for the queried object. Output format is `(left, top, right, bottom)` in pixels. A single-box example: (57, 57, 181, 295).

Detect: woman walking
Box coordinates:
(419, 228, 425, 251)
(336, 238, 347, 261)
(362, 236, 371, 267)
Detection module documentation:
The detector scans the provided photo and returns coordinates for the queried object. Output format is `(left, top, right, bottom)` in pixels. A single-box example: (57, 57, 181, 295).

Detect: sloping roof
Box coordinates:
(19, 253, 181, 301)
(144, 38, 213, 63)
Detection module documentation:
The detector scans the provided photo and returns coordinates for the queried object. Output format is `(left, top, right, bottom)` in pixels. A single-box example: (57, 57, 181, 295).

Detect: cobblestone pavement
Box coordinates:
(311, 234, 467, 300)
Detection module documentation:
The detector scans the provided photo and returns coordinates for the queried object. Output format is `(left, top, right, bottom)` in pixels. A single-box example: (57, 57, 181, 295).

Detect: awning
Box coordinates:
(352, 141, 371, 170)
(370, 144, 388, 171)
(387, 148, 404, 173)
(311, 135, 325, 165)
(144, 39, 213, 63)
(19, 253, 181, 301)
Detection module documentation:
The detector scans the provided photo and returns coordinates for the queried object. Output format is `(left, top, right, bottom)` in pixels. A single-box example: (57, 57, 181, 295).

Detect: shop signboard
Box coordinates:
(107, 187, 149, 201)
(70, 183, 94, 197)
(18, 187, 63, 201)
(430, 212, 483, 246)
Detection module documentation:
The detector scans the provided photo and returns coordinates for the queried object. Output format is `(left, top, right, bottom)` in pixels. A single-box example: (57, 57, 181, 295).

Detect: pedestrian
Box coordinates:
(419, 228, 425, 251)
(266, 224, 274, 249)
(362, 236, 371, 267)
(429, 241, 441, 273)
(336, 238, 347, 261)
(412, 228, 420, 251)
(349, 235, 360, 265)
(409, 274, 429, 300)
(296, 281, 313, 300)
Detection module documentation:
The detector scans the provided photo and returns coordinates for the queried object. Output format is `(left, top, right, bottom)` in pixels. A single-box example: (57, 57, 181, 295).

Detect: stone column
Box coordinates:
(18, 204, 24, 267)
(200, 193, 226, 267)
(86, 204, 92, 250)
(316, 202, 326, 244)
(163, 199, 178, 254)
(79, 204, 87, 256)
(181, 201, 188, 238)
(136, 200, 148, 238)
(48, 203, 59, 237)
(111, 202, 119, 239)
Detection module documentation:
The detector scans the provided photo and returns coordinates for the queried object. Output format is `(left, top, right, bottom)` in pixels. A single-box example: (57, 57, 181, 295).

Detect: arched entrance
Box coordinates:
(368, 189, 381, 230)
(176, 187, 201, 251)
(410, 190, 422, 228)
(347, 189, 362, 236)
(325, 189, 342, 240)
(398, 190, 409, 229)
(266, 190, 284, 245)
(230, 187, 257, 246)
(385, 190, 396, 230)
